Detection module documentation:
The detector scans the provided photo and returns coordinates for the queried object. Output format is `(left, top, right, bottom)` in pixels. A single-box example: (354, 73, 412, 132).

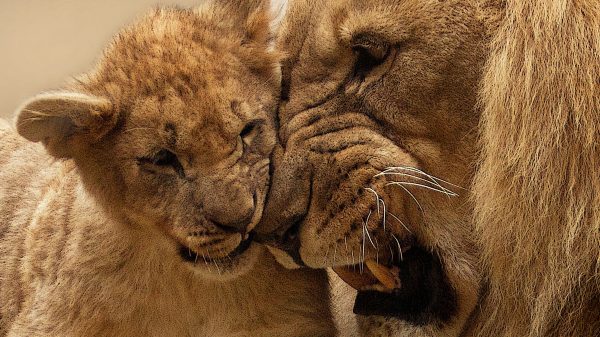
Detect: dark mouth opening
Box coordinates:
(339, 246, 457, 326)
(179, 232, 256, 264)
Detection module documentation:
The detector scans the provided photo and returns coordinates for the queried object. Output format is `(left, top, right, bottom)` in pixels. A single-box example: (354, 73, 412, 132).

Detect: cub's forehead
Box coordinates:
(83, 8, 252, 107)
(112, 7, 245, 54)
(128, 86, 246, 130)
(121, 92, 244, 162)
(74, 6, 278, 151)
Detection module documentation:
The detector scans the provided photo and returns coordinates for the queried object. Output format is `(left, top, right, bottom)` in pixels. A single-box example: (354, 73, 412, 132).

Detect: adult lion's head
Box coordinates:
(258, 0, 493, 333)
(258, 0, 599, 336)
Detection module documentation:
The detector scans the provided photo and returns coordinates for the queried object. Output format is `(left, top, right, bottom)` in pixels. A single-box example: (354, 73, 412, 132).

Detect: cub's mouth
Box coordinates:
(178, 232, 256, 265)
(333, 245, 456, 325)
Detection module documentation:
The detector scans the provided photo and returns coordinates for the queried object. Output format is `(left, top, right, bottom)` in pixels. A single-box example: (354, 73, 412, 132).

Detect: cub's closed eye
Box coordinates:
(138, 149, 185, 177)
(240, 122, 256, 138)
(352, 34, 390, 78)
(153, 149, 178, 166)
(240, 120, 263, 148)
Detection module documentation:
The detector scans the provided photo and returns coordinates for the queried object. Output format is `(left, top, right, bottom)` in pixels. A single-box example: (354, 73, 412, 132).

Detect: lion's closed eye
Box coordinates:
(352, 34, 391, 79)
(346, 33, 399, 96)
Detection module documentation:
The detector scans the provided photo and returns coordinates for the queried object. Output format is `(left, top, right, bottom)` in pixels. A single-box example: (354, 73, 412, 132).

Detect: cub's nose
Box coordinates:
(212, 209, 254, 233)
(204, 192, 256, 233)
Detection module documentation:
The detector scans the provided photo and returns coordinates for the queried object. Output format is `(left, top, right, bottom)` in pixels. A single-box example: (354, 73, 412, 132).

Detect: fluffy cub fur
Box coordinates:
(0, 1, 334, 336)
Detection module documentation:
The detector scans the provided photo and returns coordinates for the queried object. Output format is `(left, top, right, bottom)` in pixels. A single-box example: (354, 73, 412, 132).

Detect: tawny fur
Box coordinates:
(262, 0, 490, 336)
(262, 0, 599, 336)
(472, 1, 600, 336)
(0, 2, 335, 336)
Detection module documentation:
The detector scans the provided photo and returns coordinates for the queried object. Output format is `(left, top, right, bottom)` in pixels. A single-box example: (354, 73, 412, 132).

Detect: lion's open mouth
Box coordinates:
(179, 232, 256, 264)
(333, 245, 457, 325)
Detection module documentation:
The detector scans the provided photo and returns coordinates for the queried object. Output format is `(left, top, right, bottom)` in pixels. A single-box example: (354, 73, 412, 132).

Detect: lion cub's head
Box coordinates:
(16, 0, 280, 280)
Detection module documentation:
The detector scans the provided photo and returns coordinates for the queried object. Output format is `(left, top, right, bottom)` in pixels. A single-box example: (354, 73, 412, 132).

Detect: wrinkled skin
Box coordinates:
(258, 0, 496, 335)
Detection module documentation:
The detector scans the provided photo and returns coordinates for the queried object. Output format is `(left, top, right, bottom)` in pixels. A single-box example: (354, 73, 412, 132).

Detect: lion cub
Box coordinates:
(0, 1, 334, 336)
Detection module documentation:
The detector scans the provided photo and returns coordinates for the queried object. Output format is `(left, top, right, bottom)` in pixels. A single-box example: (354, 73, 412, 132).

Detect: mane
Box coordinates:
(474, 1, 599, 336)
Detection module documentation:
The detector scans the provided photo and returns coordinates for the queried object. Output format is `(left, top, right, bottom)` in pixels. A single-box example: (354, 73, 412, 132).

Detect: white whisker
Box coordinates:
(364, 211, 377, 249)
(388, 212, 413, 234)
(385, 182, 424, 213)
(379, 198, 387, 232)
(207, 251, 222, 275)
(386, 181, 458, 197)
(391, 234, 404, 261)
(408, 167, 465, 190)
(364, 187, 381, 216)
(205, 251, 213, 273)
(378, 166, 465, 190)
(213, 260, 222, 275)
(376, 171, 458, 196)
(360, 225, 366, 272)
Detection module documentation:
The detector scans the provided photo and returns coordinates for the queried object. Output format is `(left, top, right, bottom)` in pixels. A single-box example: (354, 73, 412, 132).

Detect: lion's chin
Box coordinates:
(334, 246, 458, 325)
(178, 233, 261, 281)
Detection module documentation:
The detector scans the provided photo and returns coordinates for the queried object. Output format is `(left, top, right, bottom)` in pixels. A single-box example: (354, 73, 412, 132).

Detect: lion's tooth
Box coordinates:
(365, 260, 399, 290)
(333, 266, 379, 290)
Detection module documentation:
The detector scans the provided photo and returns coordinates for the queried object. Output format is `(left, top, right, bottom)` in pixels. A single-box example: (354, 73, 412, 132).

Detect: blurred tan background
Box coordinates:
(0, 0, 286, 120)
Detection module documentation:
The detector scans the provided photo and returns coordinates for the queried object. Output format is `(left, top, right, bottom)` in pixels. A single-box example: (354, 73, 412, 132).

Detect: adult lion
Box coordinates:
(257, 0, 599, 336)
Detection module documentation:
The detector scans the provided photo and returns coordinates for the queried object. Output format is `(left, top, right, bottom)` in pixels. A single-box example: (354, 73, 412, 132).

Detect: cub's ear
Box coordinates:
(219, 0, 272, 45)
(16, 91, 116, 158)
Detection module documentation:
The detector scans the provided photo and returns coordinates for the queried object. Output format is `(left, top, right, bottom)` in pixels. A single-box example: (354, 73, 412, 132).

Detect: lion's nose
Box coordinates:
(204, 191, 256, 233)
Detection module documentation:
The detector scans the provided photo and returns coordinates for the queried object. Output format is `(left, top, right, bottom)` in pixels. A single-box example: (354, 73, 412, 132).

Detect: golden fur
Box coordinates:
(472, 1, 600, 336)
(258, 0, 599, 336)
(0, 2, 334, 336)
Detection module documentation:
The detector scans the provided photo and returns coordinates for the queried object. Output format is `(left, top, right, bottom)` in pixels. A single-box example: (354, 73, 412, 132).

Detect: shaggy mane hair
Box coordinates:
(474, 1, 599, 336)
